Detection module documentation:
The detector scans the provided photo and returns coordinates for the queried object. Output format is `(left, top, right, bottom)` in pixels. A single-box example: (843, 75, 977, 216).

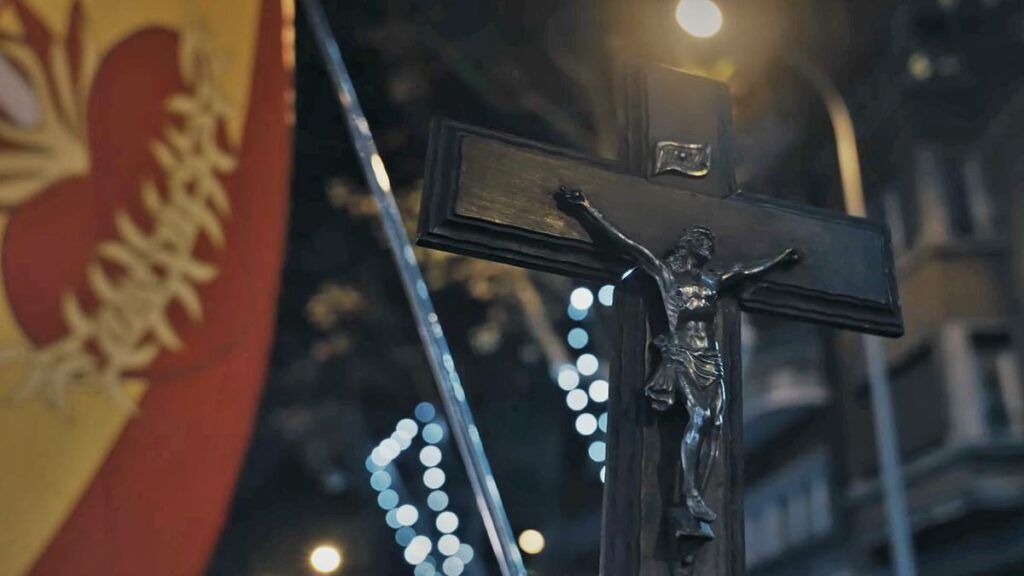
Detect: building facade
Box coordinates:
(743, 1, 1024, 575)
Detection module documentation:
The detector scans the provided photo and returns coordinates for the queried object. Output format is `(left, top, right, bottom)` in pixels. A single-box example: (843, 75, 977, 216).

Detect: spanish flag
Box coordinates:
(0, 0, 290, 573)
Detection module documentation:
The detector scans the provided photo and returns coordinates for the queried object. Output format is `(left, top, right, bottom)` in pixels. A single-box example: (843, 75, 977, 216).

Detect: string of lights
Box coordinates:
(367, 285, 613, 572)
(558, 285, 615, 482)
(366, 403, 477, 576)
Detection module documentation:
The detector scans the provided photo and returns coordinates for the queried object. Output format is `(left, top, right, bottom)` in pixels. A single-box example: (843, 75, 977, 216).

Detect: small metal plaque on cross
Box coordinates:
(418, 62, 902, 575)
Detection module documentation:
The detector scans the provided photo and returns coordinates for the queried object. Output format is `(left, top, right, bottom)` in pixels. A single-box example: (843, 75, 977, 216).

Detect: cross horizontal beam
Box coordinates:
(419, 119, 903, 337)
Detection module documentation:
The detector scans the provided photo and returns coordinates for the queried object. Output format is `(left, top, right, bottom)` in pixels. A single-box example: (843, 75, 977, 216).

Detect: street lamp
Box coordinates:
(675, 0, 723, 39)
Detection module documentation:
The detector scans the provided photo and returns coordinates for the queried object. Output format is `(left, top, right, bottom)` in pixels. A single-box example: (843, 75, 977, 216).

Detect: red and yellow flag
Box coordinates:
(0, 0, 290, 573)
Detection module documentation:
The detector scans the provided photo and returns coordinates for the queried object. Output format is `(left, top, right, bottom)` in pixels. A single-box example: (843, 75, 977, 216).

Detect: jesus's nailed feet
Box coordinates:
(669, 504, 715, 571)
(686, 492, 717, 522)
(669, 506, 715, 540)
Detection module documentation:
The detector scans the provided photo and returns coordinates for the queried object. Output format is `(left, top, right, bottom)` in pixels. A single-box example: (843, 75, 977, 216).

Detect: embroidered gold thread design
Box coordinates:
(0, 5, 96, 206)
(1, 23, 235, 410)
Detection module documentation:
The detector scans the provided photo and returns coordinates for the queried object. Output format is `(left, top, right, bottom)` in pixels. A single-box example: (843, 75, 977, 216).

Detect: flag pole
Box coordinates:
(299, 2, 527, 574)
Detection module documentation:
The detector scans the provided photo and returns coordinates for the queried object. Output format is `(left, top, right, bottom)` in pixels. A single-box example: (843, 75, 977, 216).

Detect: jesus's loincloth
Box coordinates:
(645, 333, 724, 411)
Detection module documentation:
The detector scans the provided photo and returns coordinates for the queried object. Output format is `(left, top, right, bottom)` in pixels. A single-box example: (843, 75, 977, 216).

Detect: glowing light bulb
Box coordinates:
(309, 544, 343, 574)
(675, 0, 723, 38)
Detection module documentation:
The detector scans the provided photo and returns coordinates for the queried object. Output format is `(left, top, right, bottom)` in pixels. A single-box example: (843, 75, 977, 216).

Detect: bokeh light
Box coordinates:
(438, 534, 460, 556)
(396, 504, 419, 526)
(570, 287, 594, 309)
(518, 529, 546, 555)
(370, 470, 391, 491)
(436, 511, 459, 533)
(309, 544, 343, 574)
(378, 489, 399, 510)
(404, 535, 432, 565)
(414, 564, 436, 576)
(567, 327, 589, 349)
(577, 353, 599, 376)
(566, 389, 589, 411)
(557, 367, 580, 391)
(414, 402, 436, 422)
(443, 556, 465, 575)
(427, 490, 449, 511)
(396, 418, 419, 438)
(396, 527, 416, 546)
(423, 467, 446, 489)
(456, 543, 474, 563)
(575, 413, 598, 436)
(420, 445, 442, 467)
(422, 423, 444, 444)
(386, 508, 402, 529)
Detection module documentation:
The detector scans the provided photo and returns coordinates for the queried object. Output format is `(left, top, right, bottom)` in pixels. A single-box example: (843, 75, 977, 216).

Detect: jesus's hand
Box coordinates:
(781, 248, 803, 265)
(555, 186, 590, 210)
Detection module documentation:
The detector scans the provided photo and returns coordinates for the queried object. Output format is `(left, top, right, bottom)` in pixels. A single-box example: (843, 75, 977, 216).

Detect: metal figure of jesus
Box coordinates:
(556, 186, 802, 524)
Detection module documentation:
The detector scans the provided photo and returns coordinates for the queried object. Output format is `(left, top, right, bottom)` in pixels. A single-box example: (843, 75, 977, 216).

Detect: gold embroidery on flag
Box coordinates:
(4, 29, 234, 410)
(0, 7, 95, 205)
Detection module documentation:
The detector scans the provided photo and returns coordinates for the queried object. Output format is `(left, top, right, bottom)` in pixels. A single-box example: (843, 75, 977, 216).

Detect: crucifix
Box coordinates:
(418, 63, 902, 574)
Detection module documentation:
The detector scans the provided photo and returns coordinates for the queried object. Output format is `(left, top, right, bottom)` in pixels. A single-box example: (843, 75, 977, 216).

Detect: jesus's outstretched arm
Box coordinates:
(555, 186, 670, 284)
(719, 248, 801, 290)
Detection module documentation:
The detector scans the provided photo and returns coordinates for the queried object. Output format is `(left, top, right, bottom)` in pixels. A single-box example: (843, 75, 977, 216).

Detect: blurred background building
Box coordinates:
(744, 1, 1024, 575)
(204, 0, 1024, 575)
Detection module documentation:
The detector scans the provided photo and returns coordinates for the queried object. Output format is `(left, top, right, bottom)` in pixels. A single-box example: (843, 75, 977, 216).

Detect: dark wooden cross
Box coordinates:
(418, 63, 902, 575)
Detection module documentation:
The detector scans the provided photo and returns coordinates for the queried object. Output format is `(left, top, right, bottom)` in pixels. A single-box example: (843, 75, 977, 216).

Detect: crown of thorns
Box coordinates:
(673, 226, 715, 251)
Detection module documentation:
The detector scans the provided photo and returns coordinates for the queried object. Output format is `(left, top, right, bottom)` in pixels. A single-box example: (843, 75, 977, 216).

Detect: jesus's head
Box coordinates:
(666, 226, 715, 272)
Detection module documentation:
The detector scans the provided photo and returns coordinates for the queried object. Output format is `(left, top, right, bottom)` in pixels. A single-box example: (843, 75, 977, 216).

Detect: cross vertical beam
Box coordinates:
(602, 66, 744, 575)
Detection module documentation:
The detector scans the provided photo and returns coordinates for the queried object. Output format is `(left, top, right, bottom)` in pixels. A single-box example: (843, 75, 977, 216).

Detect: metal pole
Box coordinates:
(785, 53, 918, 576)
(299, 2, 526, 573)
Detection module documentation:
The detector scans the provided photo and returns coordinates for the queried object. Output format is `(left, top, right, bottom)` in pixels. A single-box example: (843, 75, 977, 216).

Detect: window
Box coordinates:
(909, 147, 998, 244)
(941, 157, 974, 237)
(972, 332, 1023, 438)
(962, 158, 996, 238)
(938, 153, 996, 240)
